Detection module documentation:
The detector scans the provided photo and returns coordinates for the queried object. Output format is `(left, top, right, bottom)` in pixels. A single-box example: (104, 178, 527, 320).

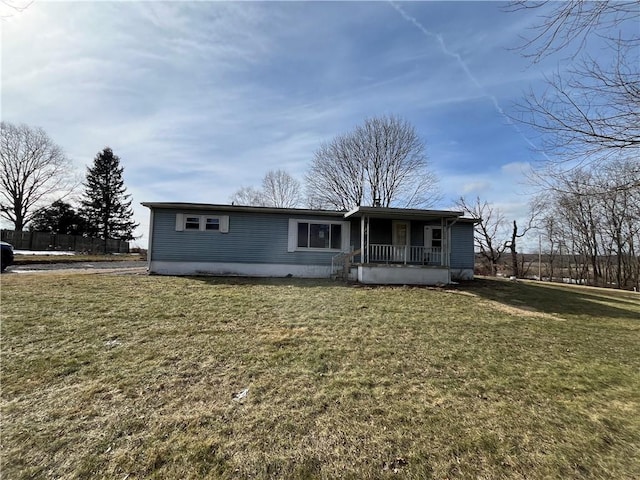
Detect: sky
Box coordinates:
(0, 1, 603, 249)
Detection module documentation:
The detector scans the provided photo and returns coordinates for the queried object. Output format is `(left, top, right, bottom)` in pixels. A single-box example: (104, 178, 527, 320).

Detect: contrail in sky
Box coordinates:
(389, 1, 549, 158)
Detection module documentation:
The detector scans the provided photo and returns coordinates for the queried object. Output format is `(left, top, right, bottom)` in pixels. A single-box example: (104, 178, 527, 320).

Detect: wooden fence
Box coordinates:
(0, 230, 129, 254)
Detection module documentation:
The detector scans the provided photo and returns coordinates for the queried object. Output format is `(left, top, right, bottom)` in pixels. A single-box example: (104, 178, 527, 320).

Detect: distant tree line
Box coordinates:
(537, 159, 640, 289)
(456, 1, 640, 289)
(458, 159, 640, 289)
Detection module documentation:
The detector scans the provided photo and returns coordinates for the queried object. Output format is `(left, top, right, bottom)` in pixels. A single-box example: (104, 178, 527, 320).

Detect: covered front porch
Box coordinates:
(368, 244, 442, 265)
(336, 206, 464, 285)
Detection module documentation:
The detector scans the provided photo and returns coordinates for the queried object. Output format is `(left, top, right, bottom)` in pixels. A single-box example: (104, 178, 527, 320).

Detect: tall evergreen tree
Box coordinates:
(81, 148, 138, 246)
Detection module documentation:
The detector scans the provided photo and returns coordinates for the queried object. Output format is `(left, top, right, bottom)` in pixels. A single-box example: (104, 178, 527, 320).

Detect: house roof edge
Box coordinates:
(140, 202, 346, 217)
(141, 202, 478, 222)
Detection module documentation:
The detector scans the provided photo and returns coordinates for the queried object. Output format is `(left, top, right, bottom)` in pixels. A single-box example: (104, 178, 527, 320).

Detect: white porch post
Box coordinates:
(366, 216, 370, 263)
(446, 220, 452, 283)
(360, 215, 366, 264)
(442, 218, 447, 267)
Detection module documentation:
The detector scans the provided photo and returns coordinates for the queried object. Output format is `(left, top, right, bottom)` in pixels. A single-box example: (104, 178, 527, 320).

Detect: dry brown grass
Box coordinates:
(1, 274, 639, 479)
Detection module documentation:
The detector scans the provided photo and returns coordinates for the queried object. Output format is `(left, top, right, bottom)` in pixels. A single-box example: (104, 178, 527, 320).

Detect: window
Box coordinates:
(176, 214, 229, 233)
(205, 217, 220, 231)
(297, 222, 341, 249)
(289, 219, 346, 252)
(432, 228, 442, 248)
(185, 216, 200, 230)
(425, 226, 442, 249)
(297, 222, 309, 248)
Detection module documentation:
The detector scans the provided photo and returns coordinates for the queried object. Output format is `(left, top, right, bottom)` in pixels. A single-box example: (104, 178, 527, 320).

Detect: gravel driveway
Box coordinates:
(6, 261, 147, 275)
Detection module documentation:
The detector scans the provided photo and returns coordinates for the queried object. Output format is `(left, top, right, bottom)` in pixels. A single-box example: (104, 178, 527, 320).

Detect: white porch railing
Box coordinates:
(369, 244, 442, 265)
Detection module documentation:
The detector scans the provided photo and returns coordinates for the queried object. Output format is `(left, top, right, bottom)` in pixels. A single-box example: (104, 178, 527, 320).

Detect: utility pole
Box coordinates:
(538, 234, 542, 281)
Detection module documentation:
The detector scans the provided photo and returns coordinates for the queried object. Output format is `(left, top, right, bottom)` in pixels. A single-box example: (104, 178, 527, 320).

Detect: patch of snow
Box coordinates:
(233, 388, 249, 401)
(14, 250, 76, 256)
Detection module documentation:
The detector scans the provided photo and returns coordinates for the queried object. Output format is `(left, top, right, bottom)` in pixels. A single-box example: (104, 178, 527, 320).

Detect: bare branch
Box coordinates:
(507, 2, 639, 191)
(306, 114, 439, 210)
(229, 186, 268, 207)
(455, 196, 509, 276)
(0, 122, 76, 230)
(506, 1, 639, 62)
(261, 169, 302, 208)
(230, 170, 302, 208)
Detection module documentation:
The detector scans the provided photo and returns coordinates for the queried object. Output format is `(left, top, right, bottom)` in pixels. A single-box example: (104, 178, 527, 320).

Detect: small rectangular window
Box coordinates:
(179, 214, 228, 232)
(432, 228, 442, 248)
(185, 216, 200, 230)
(205, 218, 220, 230)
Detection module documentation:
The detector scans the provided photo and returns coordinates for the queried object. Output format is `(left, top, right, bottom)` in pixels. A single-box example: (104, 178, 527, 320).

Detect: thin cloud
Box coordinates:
(389, 1, 551, 160)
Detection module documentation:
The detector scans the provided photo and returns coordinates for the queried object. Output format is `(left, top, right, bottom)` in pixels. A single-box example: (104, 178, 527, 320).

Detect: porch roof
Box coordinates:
(344, 206, 464, 220)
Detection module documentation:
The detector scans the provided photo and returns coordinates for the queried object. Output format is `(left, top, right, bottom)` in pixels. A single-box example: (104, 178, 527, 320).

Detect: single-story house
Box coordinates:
(142, 202, 477, 285)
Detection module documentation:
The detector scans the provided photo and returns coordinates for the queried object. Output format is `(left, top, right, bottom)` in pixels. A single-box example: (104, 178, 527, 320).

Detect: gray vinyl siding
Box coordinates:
(151, 208, 344, 265)
(450, 222, 474, 269)
(368, 218, 391, 244)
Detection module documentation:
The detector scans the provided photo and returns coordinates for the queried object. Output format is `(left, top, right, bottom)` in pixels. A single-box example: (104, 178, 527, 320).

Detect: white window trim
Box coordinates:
(288, 219, 349, 253)
(175, 213, 229, 233)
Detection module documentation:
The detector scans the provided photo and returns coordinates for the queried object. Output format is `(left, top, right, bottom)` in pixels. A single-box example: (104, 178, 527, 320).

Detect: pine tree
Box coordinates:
(81, 148, 138, 247)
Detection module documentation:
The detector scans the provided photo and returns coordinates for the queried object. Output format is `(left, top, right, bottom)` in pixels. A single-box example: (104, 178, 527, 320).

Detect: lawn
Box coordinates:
(1, 274, 638, 479)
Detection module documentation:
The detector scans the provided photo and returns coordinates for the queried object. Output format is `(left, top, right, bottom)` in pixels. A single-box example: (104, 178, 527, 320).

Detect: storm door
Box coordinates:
(392, 221, 409, 262)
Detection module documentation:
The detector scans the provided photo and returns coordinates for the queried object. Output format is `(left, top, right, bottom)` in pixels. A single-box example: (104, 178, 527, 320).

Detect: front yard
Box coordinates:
(1, 274, 638, 479)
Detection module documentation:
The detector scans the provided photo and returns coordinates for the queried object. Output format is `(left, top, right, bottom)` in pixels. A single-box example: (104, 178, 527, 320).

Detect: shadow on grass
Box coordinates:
(184, 275, 349, 289)
(463, 277, 640, 321)
(178, 274, 640, 320)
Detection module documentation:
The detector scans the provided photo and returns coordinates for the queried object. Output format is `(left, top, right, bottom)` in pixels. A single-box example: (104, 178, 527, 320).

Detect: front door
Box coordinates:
(392, 221, 409, 262)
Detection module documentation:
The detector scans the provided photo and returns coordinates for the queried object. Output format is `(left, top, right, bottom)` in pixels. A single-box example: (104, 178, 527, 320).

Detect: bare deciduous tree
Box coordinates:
(306, 135, 365, 210)
(0, 122, 75, 230)
(536, 158, 640, 289)
(230, 170, 302, 208)
(505, 211, 539, 278)
(306, 115, 440, 210)
(229, 186, 267, 207)
(262, 169, 302, 208)
(456, 196, 509, 276)
(509, 1, 640, 184)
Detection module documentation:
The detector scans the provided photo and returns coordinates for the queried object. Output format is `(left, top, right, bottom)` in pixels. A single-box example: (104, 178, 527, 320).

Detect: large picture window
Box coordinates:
(289, 219, 347, 252)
